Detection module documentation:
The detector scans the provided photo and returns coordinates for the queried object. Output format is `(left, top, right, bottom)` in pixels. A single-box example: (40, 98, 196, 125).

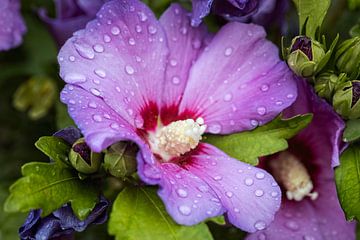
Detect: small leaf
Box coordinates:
(292, 0, 331, 38)
(108, 186, 213, 240)
(343, 119, 360, 142)
(207, 215, 226, 225)
(4, 162, 99, 220)
(35, 136, 71, 166)
(204, 114, 313, 165)
(335, 146, 360, 221)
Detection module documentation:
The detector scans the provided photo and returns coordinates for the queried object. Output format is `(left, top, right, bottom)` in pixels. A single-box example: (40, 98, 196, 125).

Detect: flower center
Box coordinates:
(269, 151, 318, 201)
(149, 117, 206, 161)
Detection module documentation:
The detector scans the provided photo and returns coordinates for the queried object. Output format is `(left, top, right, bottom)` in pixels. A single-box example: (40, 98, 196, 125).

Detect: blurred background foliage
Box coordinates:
(1, 0, 360, 239)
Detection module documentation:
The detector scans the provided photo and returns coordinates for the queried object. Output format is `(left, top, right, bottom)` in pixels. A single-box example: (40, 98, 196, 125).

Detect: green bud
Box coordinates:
(333, 80, 360, 119)
(287, 36, 326, 78)
(69, 138, 102, 174)
(314, 71, 347, 101)
(104, 142, 138, 178)
(13, 76, 56, 120)
(335, 37, 360, 79)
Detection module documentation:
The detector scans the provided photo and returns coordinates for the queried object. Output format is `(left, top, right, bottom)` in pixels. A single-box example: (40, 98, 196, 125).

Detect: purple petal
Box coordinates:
(159, 4, 210, 109)
(58, 0, 169, 128)
(191, 0, 214, 27)
(60, 85, 139, 152)
(156, 163, 225, 225)
(0, 0, 26, 51)
(246, 181, 356, 240)
(284, 78, 345, 168)
(186, 144, 281, 232)
(179, 22, 297, 134)
(53, 126, 82, 145)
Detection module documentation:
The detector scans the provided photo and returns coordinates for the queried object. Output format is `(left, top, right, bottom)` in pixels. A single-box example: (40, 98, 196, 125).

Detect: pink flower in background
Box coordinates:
(0, 0, 26, 51)
(59, 0, 298, 232)
(247, 79, 356, 240)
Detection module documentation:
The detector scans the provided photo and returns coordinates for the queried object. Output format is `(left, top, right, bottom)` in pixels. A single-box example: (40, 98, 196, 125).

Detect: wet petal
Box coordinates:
(60, 84, 139, 152)
(186, 143, 281, 232)
(179, 22, 297, 134)
(191, 0, 213, 27)
(159, 4, 210, 117)
(0, 0, 26, 51)
(58, 0, 168, 128)
(246, 181, 356, 240)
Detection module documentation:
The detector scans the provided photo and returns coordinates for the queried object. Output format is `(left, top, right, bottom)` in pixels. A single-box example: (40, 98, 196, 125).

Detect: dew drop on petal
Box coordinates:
(213, 175, 222, 181)
(257, 106, 267, 115)
(94, 69, 106, 78)
(64, 73, 87, 84)
(172, 76, 180, 85)
(111, 26, 120, 35)
(287, 93, 294, 99)
(148, 25, 157, 34)
(271, 191, 278, 197)
(254, 221, 266, 230)
(234, 208, 240, 213)
(90, 88, 101, 96)
(88, 101, 97, 109)
(137, 11, 148, 21)
(135, 25, 142, 33)
(103, 34, 111, 43)
(198, 185, 209, 192)
(255, 189, 264, 197)
(170, 59, 178, 66)
(178, 205, 191, 216)
(208, 123, 222, 134)
(261, 84, 269, 92)
(275, 101, 283, 106)
(125, 65, 135, 75)
(69, 55, 75, 62)
(92, 114, 102, 122)
(250, 119, 259, 127)
(224, 47, 233, 56)
(110, 123, 120, 130)
(74, 43, 95, 59)
(226, 191, 234, 198)
(244, 178, 254, 186)
(284, 221, 300, 231)
(128, 38, 136, 45)
(223, 93, 232, 102)
(177, 188, 188, 198)
(255, 172, 265, 179)
(93, 44, 104, 53)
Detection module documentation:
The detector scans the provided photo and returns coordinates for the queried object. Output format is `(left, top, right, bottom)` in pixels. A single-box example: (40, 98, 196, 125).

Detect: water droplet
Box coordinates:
(198, 185, 209, 192)
(68, 55, 75, 62)
(255, 172, 265, 179)
(68, 99, 75, 104)
(208, 123, 222, 134)
(234, 208, 240, 213)
(223, 93, 232, 101)
(125, 65, 135, 75)
(250, 119, 259, 127)
(135, 25, 142, 33)
(172, 76, 180, 85)
(93, 44, 104, 53)
(180, 27, 187, 35)
(74, 43, 95, 59)
(137, 11, 148, 21)
(257, 106, 266, 115)
(110, 123, 120, 130)
(213, 175, 222, 181)
(226, 191, 234, 198)
(245, 178, 254, 186)
(206, 210, 212, 215)
(88, 101, 97, 109)
(260, 84, 269, 92)
(178, 205, 191, 216)
(94, 69, 106, 78)
(111, 26, 120, 35)
(287, 93, 294, 99)
(170, 59, 178, 66)
(255, 189, 264, 197)
(174, 8, 180, 14)
(271, 191, 278, 197)
(254, 221, 266, 230)
(285, 221, 299, 231)
(128, 38, 136, 45)
(224, 47, 233, 56)
(238, 169, 243, 173)
(64, 73, 87, 84)
(176, 189, 188, 198)
(103, 34, 111, 43)
(90, 88, 101, 96)
(148, 25, 157, 34)
(104, 114, 111, 119)
(271, 182, 278, 187)
(275, 100, 283, 106)
(92, 114, 102, 122)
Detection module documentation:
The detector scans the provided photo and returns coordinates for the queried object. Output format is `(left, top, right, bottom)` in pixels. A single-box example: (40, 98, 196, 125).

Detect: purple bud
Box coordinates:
(291, 36, 313, 60)
(72, 142, 91, 164)
(351, 81, 360, 107)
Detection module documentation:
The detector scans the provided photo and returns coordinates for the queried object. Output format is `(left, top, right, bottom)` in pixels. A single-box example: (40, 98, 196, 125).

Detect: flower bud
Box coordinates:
(69, 138, 102, 174)
(333, 80, 360, 119)
(314, 71, 347, 101)
(104, 142, 138, 178)
(287, 36, 326, 78)
(335, 37, 360, 79)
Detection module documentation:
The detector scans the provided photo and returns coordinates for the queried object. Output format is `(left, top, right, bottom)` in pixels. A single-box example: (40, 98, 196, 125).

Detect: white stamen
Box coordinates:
(270, 151, 318, 201)
(149, 118, 206, 161)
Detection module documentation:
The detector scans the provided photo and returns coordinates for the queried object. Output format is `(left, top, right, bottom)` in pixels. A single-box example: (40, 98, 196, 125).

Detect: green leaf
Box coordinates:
(292, 0, 331, 38)
(335, 146, 360, 221)
(4, 162, 99, 220)
(35, 136, 71, 166)
(204, 114, 313, 165)
(343, 119, 360, 142)
(207, 215, 226, 225)
(108, 186, 213, 240)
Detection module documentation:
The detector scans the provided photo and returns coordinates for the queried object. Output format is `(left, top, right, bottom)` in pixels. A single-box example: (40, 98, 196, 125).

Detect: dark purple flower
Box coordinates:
(53, 126, 82, 145)
(247, 79, 356, 240)
(19, 197, 108, 240)
(58, 0, 298, 232)
(0, 0, 26, 51)
(38, 0, 105, 46)
(191, 0, 289, 28)
(290, 36, 313, 60)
